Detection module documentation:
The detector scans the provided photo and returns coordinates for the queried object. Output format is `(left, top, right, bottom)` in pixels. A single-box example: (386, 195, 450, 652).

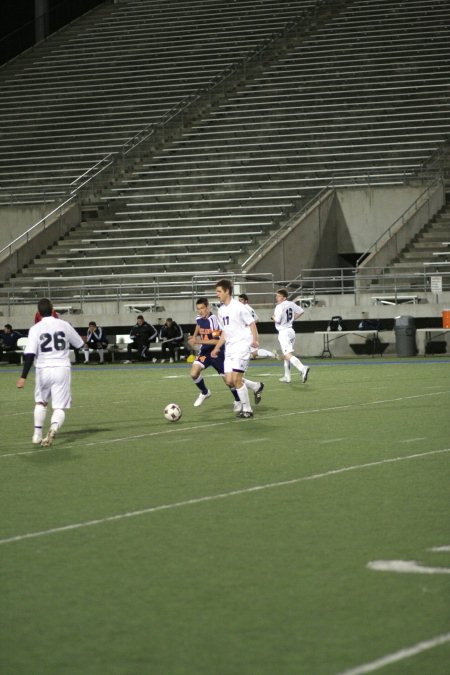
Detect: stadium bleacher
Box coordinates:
(1, 0, 450, 304)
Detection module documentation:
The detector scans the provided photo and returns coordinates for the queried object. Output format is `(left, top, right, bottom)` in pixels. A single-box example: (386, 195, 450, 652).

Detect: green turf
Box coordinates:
(1, 358, 449, 675)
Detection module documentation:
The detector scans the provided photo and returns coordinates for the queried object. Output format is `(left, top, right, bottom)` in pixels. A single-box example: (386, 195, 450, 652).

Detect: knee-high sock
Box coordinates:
(50, 409, 66, 432)
(236, 384, 252, 412)
(193, 374, 208, 395)
(34, 403, 47, 432)
(229, 385, 240, 401)
(290, 355, 305, 372)
(284, 360, 291, 379)
(243, 378, 259, 392)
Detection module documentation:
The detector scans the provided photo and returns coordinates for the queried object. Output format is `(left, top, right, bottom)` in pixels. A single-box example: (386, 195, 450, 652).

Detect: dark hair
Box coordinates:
(4, 323, 12, 331)
(88, 321, 97, 327)
(276, 289, 288, 299)
(215, 278, 233, 294)
(37, 298, 53, 317)
(196, 297, 209, 306)
(166, 317, 173, 322)
(238, 293, 249, 302)
(137, 315, 144, 320)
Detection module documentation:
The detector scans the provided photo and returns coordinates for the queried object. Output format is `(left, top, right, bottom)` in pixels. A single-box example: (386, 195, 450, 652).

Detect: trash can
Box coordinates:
(394, 315, 417, 357)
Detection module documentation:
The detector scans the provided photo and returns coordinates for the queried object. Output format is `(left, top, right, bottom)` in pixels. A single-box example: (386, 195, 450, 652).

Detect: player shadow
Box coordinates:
(20, 426, 113, 464)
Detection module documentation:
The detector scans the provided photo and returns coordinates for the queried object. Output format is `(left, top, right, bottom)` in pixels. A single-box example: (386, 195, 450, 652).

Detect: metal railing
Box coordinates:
(356, 175, 445, 267)
(1, 267, 449, 315)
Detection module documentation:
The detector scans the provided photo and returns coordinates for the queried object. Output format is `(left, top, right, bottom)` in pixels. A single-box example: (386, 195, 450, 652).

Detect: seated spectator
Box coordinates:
(159, 317, 183, 363)
(0, 324, 22, 360)
(82, 321, 108, 364)
(124, 315, 157, 362)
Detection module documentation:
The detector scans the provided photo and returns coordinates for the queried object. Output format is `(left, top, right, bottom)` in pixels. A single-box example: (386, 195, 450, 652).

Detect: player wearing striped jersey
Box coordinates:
(212, 280, 264, 419)
(16, 298, 84, 446)
(188, 297, 241, 409)
(273, 289, 310, 383)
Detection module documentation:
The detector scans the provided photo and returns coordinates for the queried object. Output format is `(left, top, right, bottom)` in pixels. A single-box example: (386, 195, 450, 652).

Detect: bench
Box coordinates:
(109, 334, 192, 363)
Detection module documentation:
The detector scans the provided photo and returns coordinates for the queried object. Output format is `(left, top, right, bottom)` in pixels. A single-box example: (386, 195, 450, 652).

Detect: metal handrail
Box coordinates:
(2, 267, 449, 308)
(355, 174, 444, 267)
(242, 181, 336, 271)
(0, 1, 321, 260)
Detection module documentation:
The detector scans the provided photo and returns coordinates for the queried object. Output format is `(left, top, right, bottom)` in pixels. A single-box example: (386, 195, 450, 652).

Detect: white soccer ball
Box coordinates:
(164, 403, 182, 422)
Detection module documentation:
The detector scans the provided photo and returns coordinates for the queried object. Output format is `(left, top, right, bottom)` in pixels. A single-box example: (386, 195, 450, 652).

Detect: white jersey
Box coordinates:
(246, 304, 259, 323)
(274, 300, 304, 332)
(217, 298, 255, 345)
(25, 316, 84, 367)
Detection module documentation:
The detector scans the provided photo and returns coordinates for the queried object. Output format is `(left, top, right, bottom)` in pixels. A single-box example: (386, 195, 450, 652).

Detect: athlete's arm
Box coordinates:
(16, 353, 35, 388)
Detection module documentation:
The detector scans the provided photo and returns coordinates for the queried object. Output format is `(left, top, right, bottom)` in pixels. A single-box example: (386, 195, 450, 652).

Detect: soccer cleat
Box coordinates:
(238, 410, 254, 419)
(194, 390, 211, 407)
(233, 401, 242, 413)
(302, 366, 310, 383)
(254, 382, 264, 404)
(169, 357, 174, 363)
(279, 376, 291, 383)
(41, 426, 57, 448)
(32, 432, 42, 445)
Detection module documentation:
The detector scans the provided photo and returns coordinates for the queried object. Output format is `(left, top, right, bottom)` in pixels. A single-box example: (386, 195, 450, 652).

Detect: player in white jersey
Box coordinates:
(273, 289, 310, 383)
(212, 279, 264, 418)
(16, 298, 84, 446)
(238, 293, 277, 359)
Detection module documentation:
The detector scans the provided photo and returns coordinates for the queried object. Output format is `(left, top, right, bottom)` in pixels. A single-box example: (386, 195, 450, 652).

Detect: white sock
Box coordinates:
(84, 350, 89, 362)
(99, 348, 104, 362)
(284, 361, 291, 380)
(237, 384, 252, 412)
(50, 409, 66, 432)
(256, 348, 275, 358)
(290, 355, 305, 373)
(34, 404, 47, 432)
(243, 378, 259, 392)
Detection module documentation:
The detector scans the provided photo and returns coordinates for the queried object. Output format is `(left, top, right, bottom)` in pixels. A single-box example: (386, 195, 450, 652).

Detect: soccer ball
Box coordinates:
(164, 403, 182, 422)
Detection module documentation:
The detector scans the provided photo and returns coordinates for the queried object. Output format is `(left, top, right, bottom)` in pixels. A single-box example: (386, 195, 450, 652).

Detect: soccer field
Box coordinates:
(1, 358, 449, 675)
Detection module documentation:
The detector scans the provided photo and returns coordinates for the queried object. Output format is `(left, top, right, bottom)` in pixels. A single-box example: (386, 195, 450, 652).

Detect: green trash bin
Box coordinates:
(394, 315, 417, 357)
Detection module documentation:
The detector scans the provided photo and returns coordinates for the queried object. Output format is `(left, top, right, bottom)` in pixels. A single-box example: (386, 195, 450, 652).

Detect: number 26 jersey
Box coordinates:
(25, 316, 84, 367)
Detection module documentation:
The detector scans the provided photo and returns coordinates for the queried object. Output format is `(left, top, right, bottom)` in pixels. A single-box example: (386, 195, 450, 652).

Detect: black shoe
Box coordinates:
(238, 411, 254, 419)
(254, 382, 264, 404)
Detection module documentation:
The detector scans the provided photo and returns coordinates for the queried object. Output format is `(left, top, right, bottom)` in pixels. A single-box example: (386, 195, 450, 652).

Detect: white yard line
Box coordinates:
(336, 632, 450, 675)
(0, 447, 448, 546)
(1, 389, 448, 459)
(368, 560, 450, 575)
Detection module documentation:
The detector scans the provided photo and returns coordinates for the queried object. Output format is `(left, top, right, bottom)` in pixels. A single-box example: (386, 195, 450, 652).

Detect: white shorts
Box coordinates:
(278, 328, 296, 355)
(35, 367, 72, 409)
(224, 340, 251, 373)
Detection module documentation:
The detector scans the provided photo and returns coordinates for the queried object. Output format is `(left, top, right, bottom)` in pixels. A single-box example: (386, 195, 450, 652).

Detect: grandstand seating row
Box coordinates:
(0, 0, 317, 204)
(1, 0, 450, 302)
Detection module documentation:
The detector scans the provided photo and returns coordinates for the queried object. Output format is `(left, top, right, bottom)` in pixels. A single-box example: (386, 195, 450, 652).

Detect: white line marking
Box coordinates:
(0, 448, 448, 546)
(368, 560, 450, 575)
(241, 437, 268, 444)
(320, 438, 345, 444)
(400, 437, 426, 444)
(336, 632, 450, 675)
(430, 545, 450, 552)
(3, 389, 449, 459)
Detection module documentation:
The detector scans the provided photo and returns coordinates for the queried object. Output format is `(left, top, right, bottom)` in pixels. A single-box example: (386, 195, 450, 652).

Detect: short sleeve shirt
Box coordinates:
(217, 298, 255, 345)
(273, 300, 304, 332)
(25, 316, 84, 367)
